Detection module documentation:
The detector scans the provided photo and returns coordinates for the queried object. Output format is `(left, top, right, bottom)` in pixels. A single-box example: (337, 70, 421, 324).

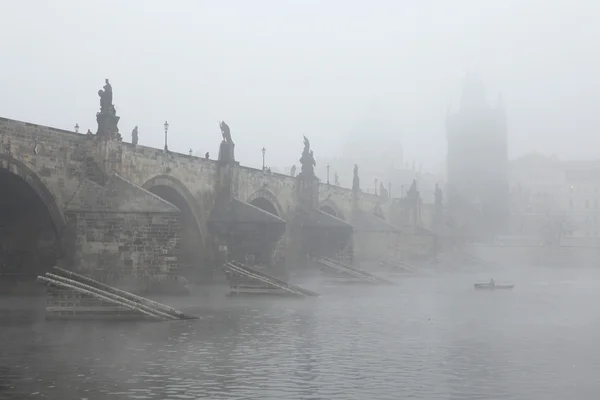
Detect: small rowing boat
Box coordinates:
(474, 283, 515, 290)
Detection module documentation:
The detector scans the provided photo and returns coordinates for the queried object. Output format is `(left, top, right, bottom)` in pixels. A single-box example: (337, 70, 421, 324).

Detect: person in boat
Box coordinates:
(489, 278, 495, 286)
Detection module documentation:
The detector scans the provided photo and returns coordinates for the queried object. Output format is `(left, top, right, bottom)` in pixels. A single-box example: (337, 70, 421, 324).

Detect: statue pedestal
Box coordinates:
(96, 112, 120, 140)
(218, 140, 235, 163)
(296, 173, 319, 211)
(216, 161, 239, 204)
(352, 186, 361, 212)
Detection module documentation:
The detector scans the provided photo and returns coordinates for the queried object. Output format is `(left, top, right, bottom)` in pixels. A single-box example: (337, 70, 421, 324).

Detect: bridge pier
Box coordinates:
(63, 174, 187, 294)
(208, 194, 286, 279)
(143, 181, 207, 283)
(286, 173, 354, 270)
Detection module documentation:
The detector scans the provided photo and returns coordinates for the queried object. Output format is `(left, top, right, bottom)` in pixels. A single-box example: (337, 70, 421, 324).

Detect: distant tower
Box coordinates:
(446, 73, 509, 236)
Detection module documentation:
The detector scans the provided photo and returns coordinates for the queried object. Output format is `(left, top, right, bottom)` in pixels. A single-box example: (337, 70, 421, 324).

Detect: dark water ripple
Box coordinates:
(2, 267, 600, 399)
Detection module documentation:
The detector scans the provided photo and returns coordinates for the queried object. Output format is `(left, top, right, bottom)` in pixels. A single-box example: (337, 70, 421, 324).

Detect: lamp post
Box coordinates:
(74, 123, 79, 133)
(262, 147, 266, 171)
(164, 121, 169, 151)
(326, 164, 330, 185)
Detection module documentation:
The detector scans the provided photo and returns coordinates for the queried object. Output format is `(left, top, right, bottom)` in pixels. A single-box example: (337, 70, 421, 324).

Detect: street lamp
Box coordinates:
(262, 147, 266, 171)
(74, 123, 79, 133)
(326, 164, 330, 185)
(164, 121, 169, 151)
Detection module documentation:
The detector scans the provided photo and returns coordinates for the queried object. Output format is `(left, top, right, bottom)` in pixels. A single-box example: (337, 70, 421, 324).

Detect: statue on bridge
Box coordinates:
(218, 121, 235, 163)
(131, 126, 139, 145)
(96, 79, 120, 140)
(299, 136, 316, 177)
(407, 178, 419, 200)
(98, 79, 115, 115)
(352, 164, 360, 192)
(379, 182, 389, 200)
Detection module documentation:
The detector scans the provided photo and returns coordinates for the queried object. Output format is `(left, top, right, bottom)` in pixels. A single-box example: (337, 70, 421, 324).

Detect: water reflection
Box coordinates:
(2, 267, 600, 399)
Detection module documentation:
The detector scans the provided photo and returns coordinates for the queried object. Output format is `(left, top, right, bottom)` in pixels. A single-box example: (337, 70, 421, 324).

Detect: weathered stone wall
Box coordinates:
(64, 174, 182, 292)
(0, 118, 91, 210)
(238, 166, 295, 218)
(65, 211, 180, 278)
(1, 115, 414, 283)
(357, 192, 386, 219)
(114, 142, 218, 190)
(1, 116, 396, 230)
(319, 184, 386, 221)
(319, 184, 353, 220)
(353, 231, 402, 263)
(392, 234, 435, 261)
(115, 142, 220, 243)
(2, 116, 397, 222)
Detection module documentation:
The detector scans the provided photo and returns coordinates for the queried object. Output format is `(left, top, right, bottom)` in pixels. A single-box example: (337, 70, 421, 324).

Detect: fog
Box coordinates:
(4, 1, 600, 399)
(4, 263, 600, 399)
(2, 0, 600, 172)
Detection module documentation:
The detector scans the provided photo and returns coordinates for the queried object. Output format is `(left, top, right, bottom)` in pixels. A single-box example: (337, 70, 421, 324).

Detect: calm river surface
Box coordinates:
(2, 265, 600, 399)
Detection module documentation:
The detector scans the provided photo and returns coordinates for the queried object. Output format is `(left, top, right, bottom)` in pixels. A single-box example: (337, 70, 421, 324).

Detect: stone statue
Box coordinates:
(334, 172, 340, 186)
(131, 126, 139, 145)
(104, 79, 112, 104)
(407, 178, 419, 200)
(96, 78, 120, 140)
(379, 182, 389, 200)
(290, 164, 297, 177)
(218, 121, 235, 163)
(404, 178, 421, 227)
(98, 79, 115, 115)
(220, 121, 232, 143)
(352, 164, 360, 192)
(299, 136, 316, 176)
(205, 152, 209, 160)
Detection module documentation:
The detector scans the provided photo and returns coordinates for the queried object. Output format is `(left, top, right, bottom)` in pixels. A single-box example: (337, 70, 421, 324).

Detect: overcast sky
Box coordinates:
(2, 0, 599, 173)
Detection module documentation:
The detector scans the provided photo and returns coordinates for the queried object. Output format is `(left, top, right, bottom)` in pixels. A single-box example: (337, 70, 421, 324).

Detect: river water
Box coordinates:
(2, 265, 600, 399)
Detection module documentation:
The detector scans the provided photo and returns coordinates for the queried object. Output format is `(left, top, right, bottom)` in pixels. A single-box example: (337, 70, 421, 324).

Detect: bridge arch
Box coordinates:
(247, 188, 284, 217)
(142, 175, 207, 276)
(319, 199, 345, 220)
(0, 154, 65, 284)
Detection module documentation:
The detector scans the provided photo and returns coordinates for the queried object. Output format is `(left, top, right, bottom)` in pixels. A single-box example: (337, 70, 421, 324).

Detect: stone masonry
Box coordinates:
(0, 115, 434, 287)
(65, 174, 180, 284)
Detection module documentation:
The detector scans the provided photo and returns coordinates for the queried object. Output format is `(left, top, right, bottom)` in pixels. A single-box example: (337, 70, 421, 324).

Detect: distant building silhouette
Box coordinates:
(446, 73, 509, 237)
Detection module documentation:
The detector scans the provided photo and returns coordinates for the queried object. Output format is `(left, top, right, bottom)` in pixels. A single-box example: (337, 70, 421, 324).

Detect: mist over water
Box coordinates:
(3, 0, 600, 398)
(2, 265, 600, 400)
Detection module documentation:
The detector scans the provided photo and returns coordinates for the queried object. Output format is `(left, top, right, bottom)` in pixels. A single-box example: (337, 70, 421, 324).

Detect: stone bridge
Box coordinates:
(0, 116, 428, 289)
